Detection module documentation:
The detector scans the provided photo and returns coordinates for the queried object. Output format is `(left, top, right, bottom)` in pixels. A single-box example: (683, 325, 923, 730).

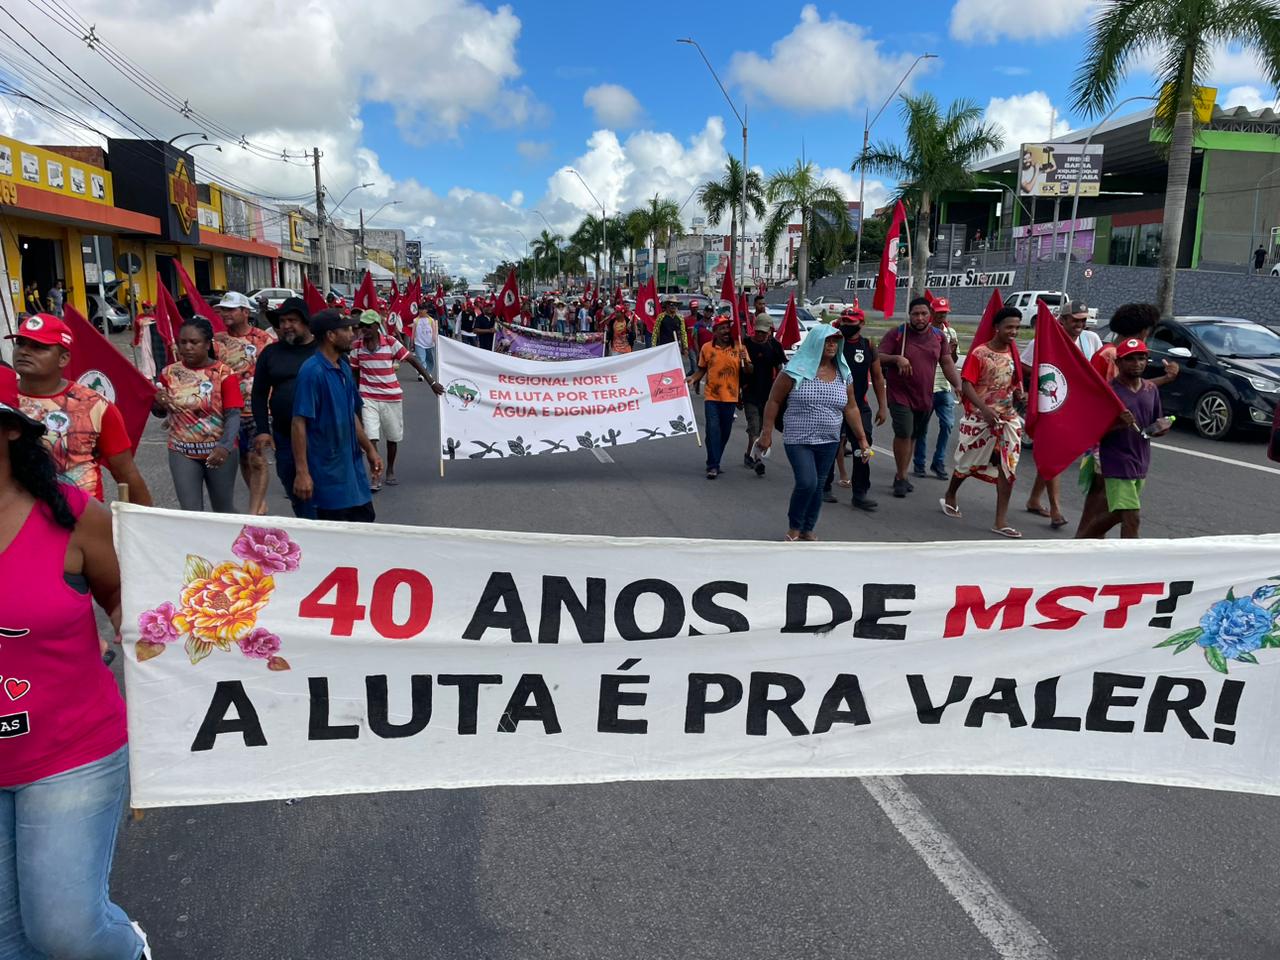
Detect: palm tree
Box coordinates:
(855, 93, 1004, 300)
(761, 161, 851, 302)
(532, 229, 563, 287)
(623, 208, 650, 287)
(1072, 0, 1280, 317)
(626, 194, 683, 292)
(698, 157, 766, 288)
(570, 214, 606, 287)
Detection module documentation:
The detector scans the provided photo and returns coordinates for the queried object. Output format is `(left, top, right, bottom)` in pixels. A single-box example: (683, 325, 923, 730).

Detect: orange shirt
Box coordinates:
(698, 342, 749, 403)
(215, 326, 273, 400)
(160, 361, 243, 458)
(19, 383, 131, 499)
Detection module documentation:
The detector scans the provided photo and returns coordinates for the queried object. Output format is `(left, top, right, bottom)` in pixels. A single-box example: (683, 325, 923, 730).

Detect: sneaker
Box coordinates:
(931, 465, 949, 481)
(852, 496, 879, 511)
(744, 454, 754, 468)
(754, 460, 766, 477)
(892, 478, 909, 498)
(912, 466, 927, 478)
(822, 489, 838, 503)
(131, 920, 152, 960)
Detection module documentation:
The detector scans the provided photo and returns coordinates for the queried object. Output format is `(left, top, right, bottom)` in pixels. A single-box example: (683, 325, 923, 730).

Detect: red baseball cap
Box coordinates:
(6, 313, 74, 349)
(931, 297, 951, 314)
(840, 305, 866, 322)
(0, 366, 45, 433)
(1114, 337, 1149, 358)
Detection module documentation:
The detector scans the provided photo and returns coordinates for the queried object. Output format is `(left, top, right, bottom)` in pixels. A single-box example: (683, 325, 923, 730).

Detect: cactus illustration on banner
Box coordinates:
(1155, 579, 1280, 674)
(135, 525, 302, 671)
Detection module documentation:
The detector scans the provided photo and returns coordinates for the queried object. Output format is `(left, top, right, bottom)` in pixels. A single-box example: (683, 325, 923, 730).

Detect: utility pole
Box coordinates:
(359, 208, 365, 267)
(313, 148, 328, 293)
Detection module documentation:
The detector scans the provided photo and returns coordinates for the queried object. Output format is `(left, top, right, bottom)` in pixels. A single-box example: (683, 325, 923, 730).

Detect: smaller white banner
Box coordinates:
(437, 337, 697, 462)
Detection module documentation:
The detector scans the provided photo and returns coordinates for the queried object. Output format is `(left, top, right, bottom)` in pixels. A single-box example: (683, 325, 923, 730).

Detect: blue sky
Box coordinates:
(1, 0, 1276, 277)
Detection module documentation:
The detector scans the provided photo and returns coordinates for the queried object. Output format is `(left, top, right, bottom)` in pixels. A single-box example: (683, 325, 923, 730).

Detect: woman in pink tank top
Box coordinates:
(0, 365, 149, 958)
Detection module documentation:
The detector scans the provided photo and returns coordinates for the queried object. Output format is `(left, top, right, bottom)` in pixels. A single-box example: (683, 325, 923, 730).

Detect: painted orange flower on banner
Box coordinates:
(175, 560, 274, 644)
(135, 525, 302, 671)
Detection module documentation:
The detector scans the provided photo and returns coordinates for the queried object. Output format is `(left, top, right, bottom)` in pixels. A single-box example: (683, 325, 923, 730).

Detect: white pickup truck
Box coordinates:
(1004, 290, 1098, 326)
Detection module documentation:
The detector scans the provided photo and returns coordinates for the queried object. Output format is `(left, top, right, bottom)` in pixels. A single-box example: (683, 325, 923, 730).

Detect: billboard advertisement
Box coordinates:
(1017, 143, 1104, 197)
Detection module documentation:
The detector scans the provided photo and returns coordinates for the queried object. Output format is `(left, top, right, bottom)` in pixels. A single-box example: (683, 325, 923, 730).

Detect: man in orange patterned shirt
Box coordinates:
(686, 314, 751, 479)
(9, 314, 152, 504)
(215, 292, 273, 515)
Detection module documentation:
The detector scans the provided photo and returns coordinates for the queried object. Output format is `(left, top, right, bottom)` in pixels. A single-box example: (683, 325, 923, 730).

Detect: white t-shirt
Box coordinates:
(414, 315, 436, 349)
(1020, 328, 1102, 365)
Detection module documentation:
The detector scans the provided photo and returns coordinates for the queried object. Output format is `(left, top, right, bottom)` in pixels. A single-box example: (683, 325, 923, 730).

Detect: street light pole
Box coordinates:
(1061, 95, 1157, 294)
(678, 37, 748, 300)
(568, 168, 607, 293)
(853, 53, 937, 291)
(515, 228, 530, 296)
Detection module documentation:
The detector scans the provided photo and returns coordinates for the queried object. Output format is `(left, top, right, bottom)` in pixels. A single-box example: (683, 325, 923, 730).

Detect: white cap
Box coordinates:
(216, 291, 254, 309)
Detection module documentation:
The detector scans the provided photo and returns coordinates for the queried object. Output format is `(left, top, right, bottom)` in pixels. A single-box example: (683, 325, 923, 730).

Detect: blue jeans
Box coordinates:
(0, 745, 143, 960)
(785, 441, 841, 533)
(703, 400, 737, 471)
(414, 345, 436, 373)
(914, 389, 955, 473)
(274, 430, 318, 519)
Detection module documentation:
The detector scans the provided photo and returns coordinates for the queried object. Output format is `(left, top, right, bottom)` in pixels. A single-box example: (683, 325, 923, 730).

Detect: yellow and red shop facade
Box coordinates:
(0, 135, 161, 335)
(107, 139, 279, 309)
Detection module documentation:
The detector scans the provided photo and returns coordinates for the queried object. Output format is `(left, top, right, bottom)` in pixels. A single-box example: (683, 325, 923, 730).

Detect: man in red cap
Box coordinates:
(913, 295, 959, 481)
(9, 314, 152, 505)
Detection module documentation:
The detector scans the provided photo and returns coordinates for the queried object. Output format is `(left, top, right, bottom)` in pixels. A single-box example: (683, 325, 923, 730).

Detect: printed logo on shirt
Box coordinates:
(854, 350, 865, 364)
(0, 712, 29, 738)
(198, 380, 215, 397)
(43, 410, 70, 435)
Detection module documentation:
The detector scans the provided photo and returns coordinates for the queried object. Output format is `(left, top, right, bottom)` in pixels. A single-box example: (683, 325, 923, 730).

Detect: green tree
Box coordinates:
(1072, 0, 1280, 317)
(698, 157, 766, 288)
(531, 229, 563, 285)
(623, 208, 650, 287)
(855, 93, 1003, 300)
(761, 160, 850, 302)
(570, 214, 606, 287)
(605, 214, 629, 290)
(625, 194, 683, 291)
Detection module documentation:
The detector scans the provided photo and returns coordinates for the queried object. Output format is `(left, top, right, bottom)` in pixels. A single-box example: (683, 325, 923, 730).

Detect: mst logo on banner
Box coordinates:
(117, 504, 1280, 808)
(437, 338, 696, 462)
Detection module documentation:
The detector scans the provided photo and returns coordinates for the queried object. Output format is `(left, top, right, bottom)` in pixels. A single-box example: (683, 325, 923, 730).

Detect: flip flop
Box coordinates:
(1025, 506, 1051, 517)
(783, 533, 800, 542)
(940, 498, 962, 519)
(991, 526, 1023, 539)
(385, 477, 400, 486)
(1050, 516, 1069, 529)
(837, 479, 852, 488)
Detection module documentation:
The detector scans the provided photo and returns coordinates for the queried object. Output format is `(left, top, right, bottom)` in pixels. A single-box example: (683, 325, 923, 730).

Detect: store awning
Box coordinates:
(197, 228, 280, 258)
(358, 259, 394, 280)
(3, 189, 161, 235)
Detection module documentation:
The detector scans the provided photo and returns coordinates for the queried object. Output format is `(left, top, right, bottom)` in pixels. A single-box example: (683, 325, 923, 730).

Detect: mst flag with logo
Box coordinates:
(61, 304, 157, 450)
(1026, 300, 1125, 480)
(437, 338, 696, 464)
(873, 200, 907, 317)
(496, 269, 521, 323)
(635, 277, 658, 333)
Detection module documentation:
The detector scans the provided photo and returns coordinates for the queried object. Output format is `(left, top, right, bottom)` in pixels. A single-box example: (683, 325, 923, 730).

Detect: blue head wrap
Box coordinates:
(784, 322, 850, 383)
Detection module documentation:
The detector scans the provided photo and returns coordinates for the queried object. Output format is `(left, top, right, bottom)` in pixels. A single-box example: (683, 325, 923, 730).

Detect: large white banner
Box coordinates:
(437, 337, 697, 462)
(117, 505, 1280, 808)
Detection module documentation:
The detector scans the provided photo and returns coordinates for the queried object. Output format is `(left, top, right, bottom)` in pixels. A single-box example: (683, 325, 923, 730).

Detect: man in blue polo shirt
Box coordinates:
(291, 309, 383, 522)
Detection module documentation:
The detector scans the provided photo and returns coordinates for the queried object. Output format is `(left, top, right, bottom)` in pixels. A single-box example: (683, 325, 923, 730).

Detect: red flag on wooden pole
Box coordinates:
(170, 258, 224, 332)
(873, 200, 907, 318)
(60, 304, 157, 451)
(776, 292, 802, 350)
(302, 275, 327, 316)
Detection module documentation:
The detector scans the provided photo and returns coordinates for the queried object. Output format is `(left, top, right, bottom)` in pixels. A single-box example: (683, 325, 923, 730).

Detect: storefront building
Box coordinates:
(0, 136, 160, 335)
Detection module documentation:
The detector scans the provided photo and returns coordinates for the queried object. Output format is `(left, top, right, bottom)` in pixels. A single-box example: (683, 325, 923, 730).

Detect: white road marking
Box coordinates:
(862, 776, 1058, 960)
(1150, 440, 1280, 476)
(591, 447, 614, 464)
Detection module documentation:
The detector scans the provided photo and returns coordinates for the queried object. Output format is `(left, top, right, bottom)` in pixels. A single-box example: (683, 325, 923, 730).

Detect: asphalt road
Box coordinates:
(107, 348, 1280, 960)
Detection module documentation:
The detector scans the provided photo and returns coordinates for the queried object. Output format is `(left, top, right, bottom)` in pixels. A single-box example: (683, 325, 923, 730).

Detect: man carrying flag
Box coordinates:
(8, 314, 152, 505)
(940, 305, 1025, 537)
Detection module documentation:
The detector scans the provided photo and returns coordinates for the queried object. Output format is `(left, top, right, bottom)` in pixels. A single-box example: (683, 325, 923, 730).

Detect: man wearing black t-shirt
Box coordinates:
(253, 297, 320, 518)
(741, 313, 785, 476)
(824, 306, 888, 510)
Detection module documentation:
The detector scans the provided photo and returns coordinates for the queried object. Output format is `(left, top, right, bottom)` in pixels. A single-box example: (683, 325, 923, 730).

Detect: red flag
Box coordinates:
(171, 258, 224, 332)
(61, 304, 157, 451)
(614, 286, 624, 307)
(354, 271, 377, 311)
(496, 269, 521, 323)
(738, 291, 752, 337)
(152, 284, 181, 361)
(390, 278, 400, 302)
(1026, 300, 1126, 480)
(776, 292, 802, 350)
(760, 279, 769, 296)
(635, 277, 658, 333)
(873, 200, 907, 317)
(436, 283, 444, 301)
(302, 275, 327, 316)
(718, 263, 742, 341)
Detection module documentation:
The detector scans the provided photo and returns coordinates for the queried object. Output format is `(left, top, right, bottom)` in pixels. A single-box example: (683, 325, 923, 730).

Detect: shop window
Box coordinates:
(194, 259, 212, 294)
(1109, 225, 1136, 266)
(1136, 223, 1163, 267)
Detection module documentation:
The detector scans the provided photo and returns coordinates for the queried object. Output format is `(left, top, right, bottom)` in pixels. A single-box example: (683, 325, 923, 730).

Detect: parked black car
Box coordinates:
(1143, 317, 1280, 440)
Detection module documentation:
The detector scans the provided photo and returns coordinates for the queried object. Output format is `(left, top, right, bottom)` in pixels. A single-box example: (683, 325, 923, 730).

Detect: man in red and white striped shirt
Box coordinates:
(350, 310, 443, 488)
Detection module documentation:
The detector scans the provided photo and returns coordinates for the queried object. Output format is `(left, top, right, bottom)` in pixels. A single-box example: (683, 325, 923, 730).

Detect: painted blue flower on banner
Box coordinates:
(1156, 579, 1280, 674)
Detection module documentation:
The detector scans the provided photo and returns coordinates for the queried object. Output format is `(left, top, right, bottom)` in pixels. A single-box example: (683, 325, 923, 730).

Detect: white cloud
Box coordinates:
(1222, 86, 1279, 111)
(995, 66, 1031, 77)
(1208, 44, 1276, 87)
(582, 84, 644, 128)
(984, 92, 1071, 152)
(950, 0, 1096, 42)
(543, 118, 729, 232)
(509, 190, 525, 206)
(728, 5, 930, 113)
